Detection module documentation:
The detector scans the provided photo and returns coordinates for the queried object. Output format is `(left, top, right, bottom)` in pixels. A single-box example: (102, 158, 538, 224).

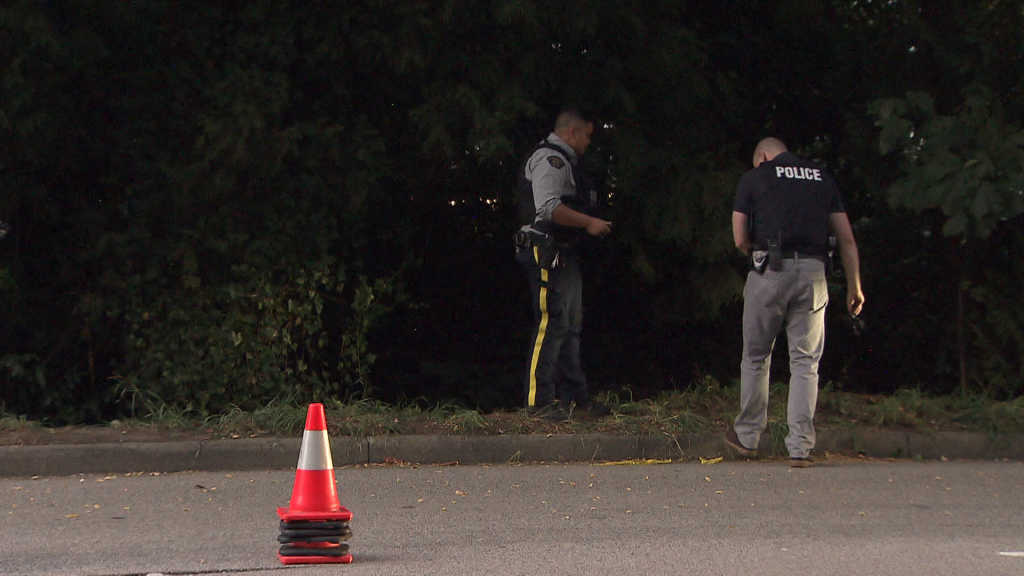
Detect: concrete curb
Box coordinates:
(2, 430, 1022, 478)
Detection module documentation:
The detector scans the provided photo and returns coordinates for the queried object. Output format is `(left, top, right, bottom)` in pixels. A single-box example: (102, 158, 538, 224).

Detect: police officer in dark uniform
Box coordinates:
(515, 106, 613, 422)
(724, 138, 864, 467)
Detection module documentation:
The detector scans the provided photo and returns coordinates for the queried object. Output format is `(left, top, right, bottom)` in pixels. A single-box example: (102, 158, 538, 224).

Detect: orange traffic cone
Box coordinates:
(277, 403, 353, 565)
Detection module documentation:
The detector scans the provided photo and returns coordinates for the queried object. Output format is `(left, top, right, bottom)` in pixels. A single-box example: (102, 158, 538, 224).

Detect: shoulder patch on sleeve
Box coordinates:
(546, 156, 565, 169)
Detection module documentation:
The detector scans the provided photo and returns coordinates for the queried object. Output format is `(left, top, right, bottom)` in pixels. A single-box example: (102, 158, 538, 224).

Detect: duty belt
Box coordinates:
(780, 251, 827, 263)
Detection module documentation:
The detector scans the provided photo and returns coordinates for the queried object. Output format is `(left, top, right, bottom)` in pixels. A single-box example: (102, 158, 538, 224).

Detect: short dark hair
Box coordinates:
(555, 104, 598, 131)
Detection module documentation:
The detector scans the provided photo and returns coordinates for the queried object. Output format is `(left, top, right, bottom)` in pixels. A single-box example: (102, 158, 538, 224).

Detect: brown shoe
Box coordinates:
(724, 429, 757, 458)
(789, 456, 815, 468)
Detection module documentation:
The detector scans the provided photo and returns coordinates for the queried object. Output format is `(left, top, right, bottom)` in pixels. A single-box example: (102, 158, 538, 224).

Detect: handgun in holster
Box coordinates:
(751, 250, 768, 273)
(514, 230, 531, 253)
(530, 232, 560, 270)
(514, 229, 560, 269)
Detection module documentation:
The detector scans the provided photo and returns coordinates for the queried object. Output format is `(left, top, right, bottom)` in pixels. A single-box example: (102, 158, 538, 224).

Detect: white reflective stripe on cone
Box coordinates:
(296, 429, 334, 471)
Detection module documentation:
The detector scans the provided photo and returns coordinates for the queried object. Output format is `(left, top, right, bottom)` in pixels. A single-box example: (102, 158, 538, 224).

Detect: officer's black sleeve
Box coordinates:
(733, 171, 758, 214)
(824, 172, 846, 214)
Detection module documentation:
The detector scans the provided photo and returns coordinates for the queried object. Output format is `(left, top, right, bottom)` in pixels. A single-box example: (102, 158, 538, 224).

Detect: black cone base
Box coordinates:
(279, 543, 351, 557)
(277, 518, 354, 563)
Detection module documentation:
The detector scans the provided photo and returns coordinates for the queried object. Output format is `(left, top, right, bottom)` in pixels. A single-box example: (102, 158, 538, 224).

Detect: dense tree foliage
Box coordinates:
(1, 0, 1022, 422)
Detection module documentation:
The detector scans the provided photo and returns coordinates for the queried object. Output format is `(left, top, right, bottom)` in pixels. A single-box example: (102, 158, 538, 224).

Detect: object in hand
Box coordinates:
(850, 314, 865, 337)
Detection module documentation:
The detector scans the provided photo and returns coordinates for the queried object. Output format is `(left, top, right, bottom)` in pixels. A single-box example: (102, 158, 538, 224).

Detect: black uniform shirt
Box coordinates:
(733, 152, 845, 256)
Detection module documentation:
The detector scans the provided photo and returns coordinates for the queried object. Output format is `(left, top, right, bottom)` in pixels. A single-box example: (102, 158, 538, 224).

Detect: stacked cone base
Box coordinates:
(277, 515, 353, 565)
(279, 519, 351, 530)
(278, 544, 353, 565)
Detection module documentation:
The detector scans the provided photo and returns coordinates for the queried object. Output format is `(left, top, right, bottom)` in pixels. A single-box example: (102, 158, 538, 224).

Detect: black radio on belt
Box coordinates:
(767, 238, 783, 272)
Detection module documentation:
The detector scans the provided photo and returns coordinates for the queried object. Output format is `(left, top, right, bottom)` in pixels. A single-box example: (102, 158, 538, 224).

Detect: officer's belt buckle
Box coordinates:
(782, 251, 826, 264)
(526, 230, 552, 244)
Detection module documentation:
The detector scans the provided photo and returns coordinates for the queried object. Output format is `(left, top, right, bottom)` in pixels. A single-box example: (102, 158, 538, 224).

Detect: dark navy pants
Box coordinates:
(516, 245, 588, 408)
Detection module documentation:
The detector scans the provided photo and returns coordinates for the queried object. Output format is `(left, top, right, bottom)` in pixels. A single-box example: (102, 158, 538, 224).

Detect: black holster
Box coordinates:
(532, 233, 559, 269)
(514, 230, 530, 252)
(516, 230, 560, 269)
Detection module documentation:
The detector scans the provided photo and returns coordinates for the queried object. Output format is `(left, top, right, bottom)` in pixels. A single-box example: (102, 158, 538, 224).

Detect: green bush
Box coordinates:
(116, 257, 396, 416)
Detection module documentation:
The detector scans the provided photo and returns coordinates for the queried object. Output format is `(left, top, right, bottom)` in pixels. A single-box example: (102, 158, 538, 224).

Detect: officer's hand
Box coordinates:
(847, 290, 865, 317)
(586, 218, 612, 237)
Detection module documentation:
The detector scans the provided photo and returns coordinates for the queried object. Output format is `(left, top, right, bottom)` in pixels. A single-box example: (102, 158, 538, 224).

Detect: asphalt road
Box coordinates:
(2, 460, 1023, 575)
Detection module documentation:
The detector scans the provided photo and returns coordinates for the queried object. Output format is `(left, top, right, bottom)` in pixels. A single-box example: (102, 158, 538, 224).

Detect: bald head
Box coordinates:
(752, 138, 787, 167)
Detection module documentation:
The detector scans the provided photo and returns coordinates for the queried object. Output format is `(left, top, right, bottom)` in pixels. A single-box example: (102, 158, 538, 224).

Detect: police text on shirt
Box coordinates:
(776, 166, 822, 181)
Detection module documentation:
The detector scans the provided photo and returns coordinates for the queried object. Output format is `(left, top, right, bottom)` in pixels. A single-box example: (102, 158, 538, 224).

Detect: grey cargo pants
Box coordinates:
(734, 255, 828, 458)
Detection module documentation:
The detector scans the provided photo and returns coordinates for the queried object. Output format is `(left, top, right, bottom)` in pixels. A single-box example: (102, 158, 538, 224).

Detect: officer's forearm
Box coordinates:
(550, 203, 595, 229)
(838, 239, 862, 293)
(731, 212, 752, 256)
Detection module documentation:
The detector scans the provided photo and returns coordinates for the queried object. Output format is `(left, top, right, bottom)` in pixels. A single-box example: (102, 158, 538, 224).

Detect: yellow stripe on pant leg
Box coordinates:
(528, 246, 550, 407)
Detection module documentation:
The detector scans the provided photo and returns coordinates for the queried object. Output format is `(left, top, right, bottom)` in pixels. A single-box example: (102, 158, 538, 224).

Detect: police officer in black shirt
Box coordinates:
(724, 138, 864, 467)
(515, 107, 612, 423)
